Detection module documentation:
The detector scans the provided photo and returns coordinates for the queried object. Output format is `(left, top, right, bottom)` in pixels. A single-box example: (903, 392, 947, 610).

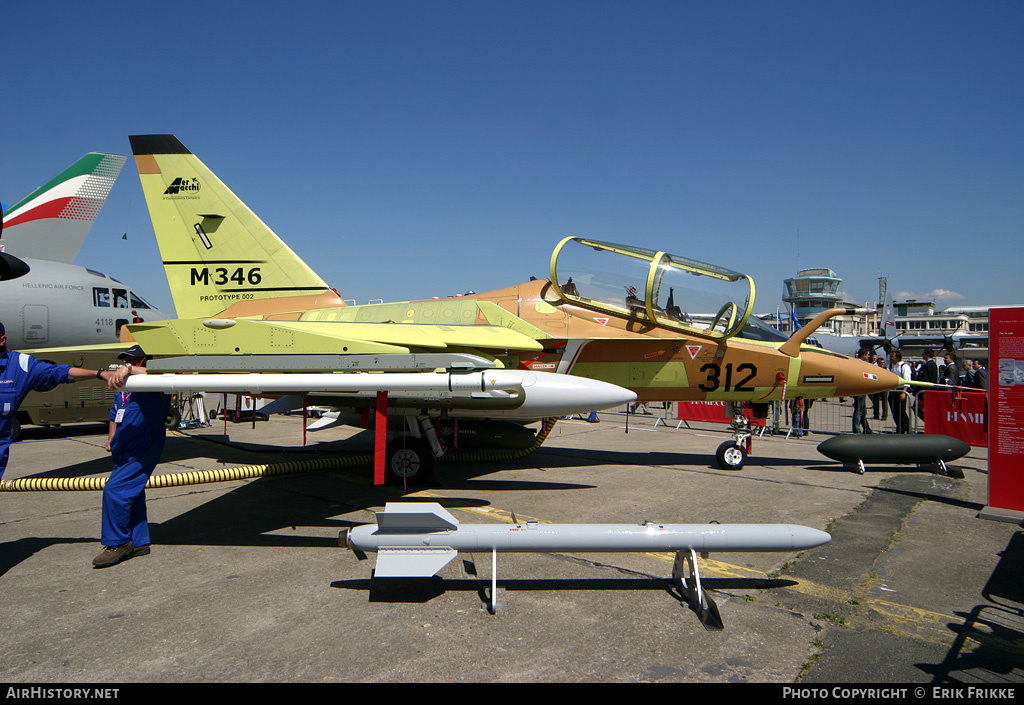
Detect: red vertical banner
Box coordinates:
(984, 306, 1024, 522)
(374, 391, 388, 486)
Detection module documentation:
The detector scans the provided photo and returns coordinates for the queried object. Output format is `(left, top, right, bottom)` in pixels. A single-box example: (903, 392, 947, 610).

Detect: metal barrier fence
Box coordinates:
(617, 394, 930, 437)
(775, 394, 924, 436)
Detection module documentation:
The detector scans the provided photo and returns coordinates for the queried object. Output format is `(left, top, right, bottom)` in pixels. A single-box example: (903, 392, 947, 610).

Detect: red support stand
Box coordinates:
(374, 391, 388, 485)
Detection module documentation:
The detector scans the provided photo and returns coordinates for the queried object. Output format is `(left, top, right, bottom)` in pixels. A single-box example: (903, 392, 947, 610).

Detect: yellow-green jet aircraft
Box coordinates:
(123, 135, 903, 480)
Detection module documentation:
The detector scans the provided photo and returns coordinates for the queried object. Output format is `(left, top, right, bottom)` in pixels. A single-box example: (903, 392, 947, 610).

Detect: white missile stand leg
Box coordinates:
(672, 549, 723, 631)
(486, 548, 505, 615)
(491, 549, 498, 614)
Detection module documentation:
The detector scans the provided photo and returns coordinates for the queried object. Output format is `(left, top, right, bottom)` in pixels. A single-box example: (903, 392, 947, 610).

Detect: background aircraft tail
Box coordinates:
(129, 135, 341, 320)
(1, 152, 127, 263)
(879, 279, 898, 348)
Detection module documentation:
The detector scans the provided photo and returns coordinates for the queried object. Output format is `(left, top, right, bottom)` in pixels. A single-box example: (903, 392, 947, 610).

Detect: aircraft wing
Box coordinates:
(266, 320, 546, 352)
(117, 315, 634, 417)
(126, 317, 547, 359)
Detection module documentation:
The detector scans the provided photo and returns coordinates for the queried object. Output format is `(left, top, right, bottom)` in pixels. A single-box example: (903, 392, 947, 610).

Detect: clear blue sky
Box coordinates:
(3, 1, 1021, 315)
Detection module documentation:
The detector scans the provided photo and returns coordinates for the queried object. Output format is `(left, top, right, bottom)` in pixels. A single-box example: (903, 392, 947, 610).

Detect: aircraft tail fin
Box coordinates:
(1, 152, 127, 263)
(879, 279, 898, 348)
(129, 135, 341, 320)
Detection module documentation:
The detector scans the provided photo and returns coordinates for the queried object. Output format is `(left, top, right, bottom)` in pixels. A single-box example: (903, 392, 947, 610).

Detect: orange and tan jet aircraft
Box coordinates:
(121, 135, 903, 479)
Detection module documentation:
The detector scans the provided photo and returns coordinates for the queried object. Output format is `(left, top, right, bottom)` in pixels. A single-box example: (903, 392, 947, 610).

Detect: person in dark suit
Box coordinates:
(941, 352, 960, 386)
(915, 349, 939, 420)
(963, 360, 976, 388)
(918, 349, 939, 385)
(972, 360, 989, 390)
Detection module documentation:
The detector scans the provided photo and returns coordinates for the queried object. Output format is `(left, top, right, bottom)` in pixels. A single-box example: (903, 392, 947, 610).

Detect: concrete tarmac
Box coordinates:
(1, 413, 1021, 684)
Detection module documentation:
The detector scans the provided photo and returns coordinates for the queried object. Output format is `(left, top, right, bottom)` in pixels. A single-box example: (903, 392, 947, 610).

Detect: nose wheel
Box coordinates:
(715, 441, 747, 470)
(714, 402, 757, 470)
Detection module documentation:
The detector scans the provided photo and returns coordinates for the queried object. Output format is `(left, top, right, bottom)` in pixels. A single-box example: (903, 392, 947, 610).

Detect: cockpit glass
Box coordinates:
(93, 287, 111, 307)
(551, 237, 754, 339)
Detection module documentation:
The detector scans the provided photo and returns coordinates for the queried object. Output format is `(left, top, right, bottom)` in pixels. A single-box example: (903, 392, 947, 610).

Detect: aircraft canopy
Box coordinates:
(549, 237, 755, 341)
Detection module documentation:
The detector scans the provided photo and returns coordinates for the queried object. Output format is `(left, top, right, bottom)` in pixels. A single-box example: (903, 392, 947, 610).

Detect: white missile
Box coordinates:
(124, 369, 637, 417)
(342, 503, 831, 578)
(125, 370, 524, 394)
(454, 370, 638, 418)
(340, 503, 831, 629)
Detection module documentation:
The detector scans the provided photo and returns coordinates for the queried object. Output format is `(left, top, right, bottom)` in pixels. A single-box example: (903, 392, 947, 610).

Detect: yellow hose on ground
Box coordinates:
(0, 418, 558, 492)
(0, 453, 375, 492)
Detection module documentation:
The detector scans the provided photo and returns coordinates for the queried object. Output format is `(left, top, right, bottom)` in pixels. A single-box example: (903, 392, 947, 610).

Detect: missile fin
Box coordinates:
(377, 503, 459, 531)
(374, 548, 458, 578)
(305, 413, 344, 431)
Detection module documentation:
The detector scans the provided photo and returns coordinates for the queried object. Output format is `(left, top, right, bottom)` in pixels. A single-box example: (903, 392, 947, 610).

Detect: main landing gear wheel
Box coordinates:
(385, 437, 435, 486)
(715, 441, 746, 470)
(165, 407, 182, 430)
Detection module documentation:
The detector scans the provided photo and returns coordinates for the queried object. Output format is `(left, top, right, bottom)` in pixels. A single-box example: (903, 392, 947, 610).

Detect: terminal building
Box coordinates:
(763, 268, 1000, 364)
(781, 267, 874, 337)
(889, 301, 990, 361)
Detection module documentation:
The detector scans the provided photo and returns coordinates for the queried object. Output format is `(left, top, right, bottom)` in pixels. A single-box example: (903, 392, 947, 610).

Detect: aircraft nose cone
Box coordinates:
(838, 358, 903, 396)
(804, 352, 902, 397)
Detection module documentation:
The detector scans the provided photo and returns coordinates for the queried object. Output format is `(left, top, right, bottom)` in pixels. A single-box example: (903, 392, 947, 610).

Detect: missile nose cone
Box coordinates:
(512, 371, 637, 416)
(567, 375, 639, 407)
(789, 525, 832, 550)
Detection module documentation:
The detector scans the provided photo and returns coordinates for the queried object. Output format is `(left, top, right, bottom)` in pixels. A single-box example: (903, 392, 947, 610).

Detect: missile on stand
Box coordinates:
(340, 503, 832, 629)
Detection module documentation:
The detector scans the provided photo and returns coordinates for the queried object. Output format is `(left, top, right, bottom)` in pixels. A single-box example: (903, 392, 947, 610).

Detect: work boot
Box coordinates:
(92, 542, 133, 568)
(132, 545, 151, 557)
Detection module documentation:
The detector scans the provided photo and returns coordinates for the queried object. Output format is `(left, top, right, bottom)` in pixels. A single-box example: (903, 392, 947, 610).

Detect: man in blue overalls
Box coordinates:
(0, 321, 118, 479)
(95, 345, 170, 568)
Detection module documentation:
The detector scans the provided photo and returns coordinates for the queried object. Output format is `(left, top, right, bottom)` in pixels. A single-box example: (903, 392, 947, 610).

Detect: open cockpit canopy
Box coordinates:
(550, 237, 755, 341)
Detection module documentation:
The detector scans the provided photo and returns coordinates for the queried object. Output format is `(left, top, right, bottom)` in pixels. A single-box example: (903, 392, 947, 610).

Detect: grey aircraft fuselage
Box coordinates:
(0, 257, 169, 350)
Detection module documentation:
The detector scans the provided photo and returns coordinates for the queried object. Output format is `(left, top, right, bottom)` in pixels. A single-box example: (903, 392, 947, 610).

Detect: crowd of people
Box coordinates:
(849, 347, 988, 435)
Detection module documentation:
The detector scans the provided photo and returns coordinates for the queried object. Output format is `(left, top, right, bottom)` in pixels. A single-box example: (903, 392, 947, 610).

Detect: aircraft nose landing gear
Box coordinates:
(715, 440, 747, 470)
(714, 402, 765, 470)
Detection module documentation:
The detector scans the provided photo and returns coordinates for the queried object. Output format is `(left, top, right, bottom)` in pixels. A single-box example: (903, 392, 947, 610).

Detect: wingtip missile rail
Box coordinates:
(340, 502, 831, 628)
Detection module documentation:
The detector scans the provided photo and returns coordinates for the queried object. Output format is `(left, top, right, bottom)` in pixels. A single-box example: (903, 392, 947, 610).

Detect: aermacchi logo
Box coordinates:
(164, 177, 201, 195)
